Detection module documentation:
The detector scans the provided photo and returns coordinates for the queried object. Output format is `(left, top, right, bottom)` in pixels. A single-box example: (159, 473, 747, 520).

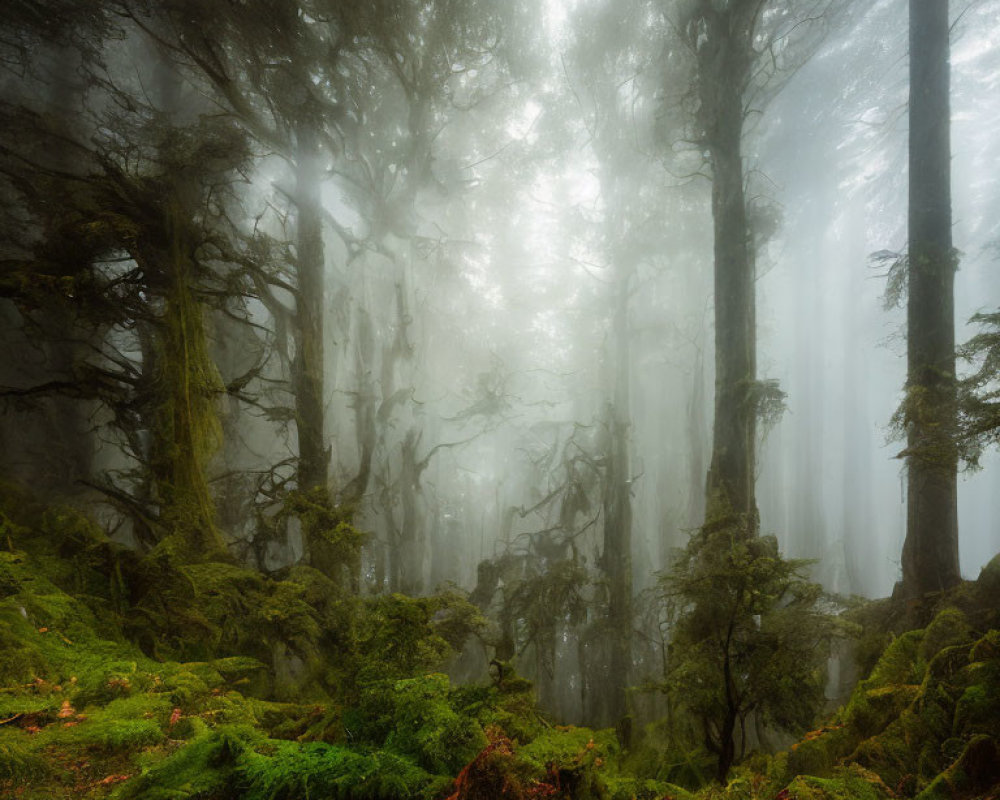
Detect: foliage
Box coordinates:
(660, 528, 837, 782)
(354, 591, 486, 685)
(956, 309, 1000, 468)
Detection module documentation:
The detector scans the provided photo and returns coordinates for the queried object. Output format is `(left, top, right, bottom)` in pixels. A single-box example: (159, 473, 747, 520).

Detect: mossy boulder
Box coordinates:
(915, 735, 1000, 800)
(781, 765, 893, 799)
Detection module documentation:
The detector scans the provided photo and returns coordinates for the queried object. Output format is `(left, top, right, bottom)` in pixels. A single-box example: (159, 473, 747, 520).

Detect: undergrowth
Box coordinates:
(2, 483, 1000, 799)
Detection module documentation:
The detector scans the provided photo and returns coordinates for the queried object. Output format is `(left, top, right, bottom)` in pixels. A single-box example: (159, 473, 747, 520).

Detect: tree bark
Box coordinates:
(292, 125, 329, 497)
(902, 0, 960, 600)
(696, 4, 758, 536)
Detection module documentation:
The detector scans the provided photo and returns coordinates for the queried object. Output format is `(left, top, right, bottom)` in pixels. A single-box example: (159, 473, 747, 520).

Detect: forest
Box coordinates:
(1, 0, 999, 798)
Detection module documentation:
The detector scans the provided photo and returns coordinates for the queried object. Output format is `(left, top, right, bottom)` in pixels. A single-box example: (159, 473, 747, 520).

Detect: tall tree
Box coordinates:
(684, 1, 760, 536)
(120, 0, 367, 575)
(677, 0, 835, 536)
(901, 0, 960, 600)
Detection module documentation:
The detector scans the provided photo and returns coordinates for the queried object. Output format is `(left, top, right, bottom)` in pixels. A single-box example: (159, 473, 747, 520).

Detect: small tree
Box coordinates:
(660, 527, 835, 783)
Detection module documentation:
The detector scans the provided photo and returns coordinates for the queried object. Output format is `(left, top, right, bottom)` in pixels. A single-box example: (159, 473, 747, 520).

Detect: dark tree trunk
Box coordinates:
(717, 648, 738, 783)
(717, 708, 737, 784)
(292, 125, 329, 497)
(695, 4, 758, 537)
(902, 0, 960, 600)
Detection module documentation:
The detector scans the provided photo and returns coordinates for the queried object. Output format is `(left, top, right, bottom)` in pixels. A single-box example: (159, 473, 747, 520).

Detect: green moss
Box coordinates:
(57, 716, 164, 753)
(518, 725, 617, 771)
(603, 774, 696, 800)
(0, 618, 48, 685)
(115, 725, 254, 800)
(969, 629, 1000, 662)
(785, 725, 854, 778)
(380, 674, 486, 774)
(919, 609, 971, 662)
(0, 729, 49, 783)
(915, 734, 1000, 800)
(238, 739, 444, 800)
(781, 765, 893, 799)
(954, 668, 1000, 736)
(866, 629, 925, 687)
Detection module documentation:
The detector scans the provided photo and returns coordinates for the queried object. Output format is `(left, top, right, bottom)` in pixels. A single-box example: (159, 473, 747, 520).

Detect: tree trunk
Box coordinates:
(292, 125, 329, 497)
(291, 124, 339, 575)
(145, 54, 225, 558)
(601, 260, 633, 729)
(902, 0, 960, 601)
(717, 649, 738, 783)
(150, 216, 226, 557)
(395, 429, 426, 595)
(686, 344, 707, 531)
(697, 5, 758, 537)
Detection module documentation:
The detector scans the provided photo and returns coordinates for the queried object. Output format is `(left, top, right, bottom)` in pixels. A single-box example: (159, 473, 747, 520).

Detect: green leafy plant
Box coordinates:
(660, 528, 837, 783)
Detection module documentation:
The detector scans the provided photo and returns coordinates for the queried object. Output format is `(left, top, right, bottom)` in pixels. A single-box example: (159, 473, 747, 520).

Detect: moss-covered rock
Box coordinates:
(915, 735, 1000, 800)
(780, 765, 893, 799)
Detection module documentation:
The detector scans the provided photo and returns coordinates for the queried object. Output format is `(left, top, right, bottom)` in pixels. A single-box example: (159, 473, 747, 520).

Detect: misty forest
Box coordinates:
(2, 0, 1000, 798)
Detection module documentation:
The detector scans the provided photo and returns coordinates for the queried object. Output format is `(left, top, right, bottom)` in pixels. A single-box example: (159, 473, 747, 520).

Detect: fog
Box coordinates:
(1, 0, 999, 735)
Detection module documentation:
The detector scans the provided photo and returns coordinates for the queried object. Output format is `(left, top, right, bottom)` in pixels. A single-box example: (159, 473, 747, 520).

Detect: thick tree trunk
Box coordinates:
(699, 12, 757, 536)
(902, 0, 960, 600)
(150, 216, 226, 557)
(145, 55, 225, 558)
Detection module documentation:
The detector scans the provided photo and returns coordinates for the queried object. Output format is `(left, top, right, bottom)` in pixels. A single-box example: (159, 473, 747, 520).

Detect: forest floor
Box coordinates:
(1, 484, 1000, 800)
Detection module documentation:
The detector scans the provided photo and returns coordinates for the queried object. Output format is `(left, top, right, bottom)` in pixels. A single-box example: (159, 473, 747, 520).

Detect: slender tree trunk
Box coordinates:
(396, 429, 426, 595)
(697, 6, 758, 537)
(902, 0, 960, 600)
(717, 650, 738, 782)
(291, 124, 341, 576)
(293, 125, 329, 497)
(602, 261, 633, 729)
(686, 344, 707, 531)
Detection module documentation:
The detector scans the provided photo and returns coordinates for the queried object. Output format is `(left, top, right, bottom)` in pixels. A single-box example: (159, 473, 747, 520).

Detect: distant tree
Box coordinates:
(661, 529, 835, 783)
(900, 0, 961, 601)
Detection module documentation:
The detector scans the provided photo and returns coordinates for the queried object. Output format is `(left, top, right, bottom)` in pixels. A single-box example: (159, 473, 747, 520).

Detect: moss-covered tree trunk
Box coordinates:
(144, 54, 225, 559)
(902, 0, 960, 600)
(694, 2, 758, 537)
(147, 198, 226, 558)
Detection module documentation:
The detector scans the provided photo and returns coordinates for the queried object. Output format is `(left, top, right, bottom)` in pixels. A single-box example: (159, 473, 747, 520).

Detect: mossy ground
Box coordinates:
(2, 485, 1000, 799)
